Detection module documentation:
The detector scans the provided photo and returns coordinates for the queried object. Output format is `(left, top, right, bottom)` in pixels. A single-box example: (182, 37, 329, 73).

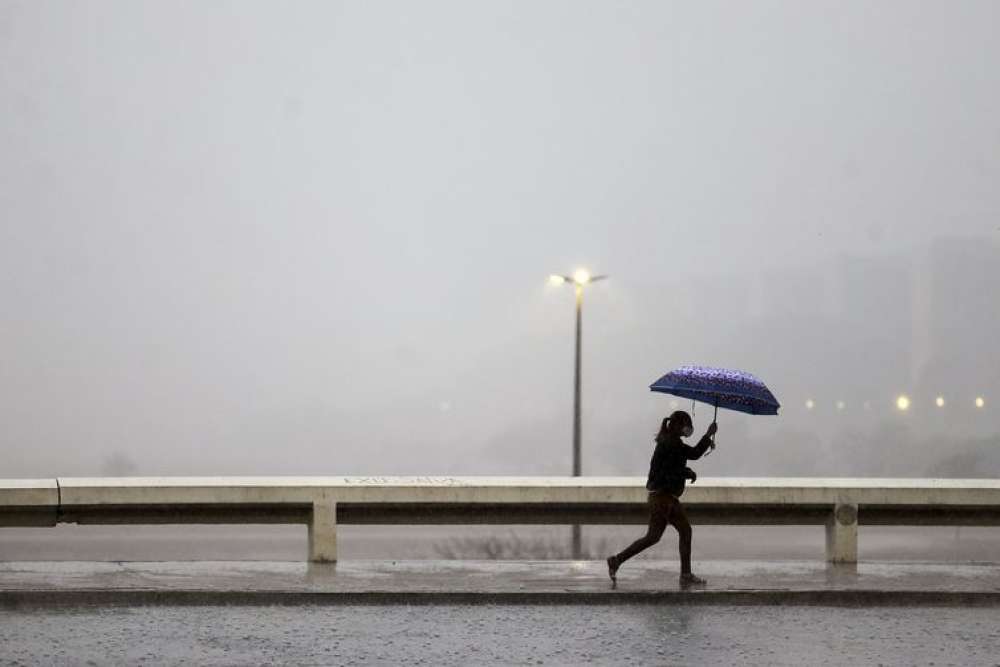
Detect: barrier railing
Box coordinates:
(3, 477, 999, 563)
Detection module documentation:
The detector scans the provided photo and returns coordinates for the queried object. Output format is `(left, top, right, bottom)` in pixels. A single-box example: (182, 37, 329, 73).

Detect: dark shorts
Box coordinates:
(648, 490, 680, 523)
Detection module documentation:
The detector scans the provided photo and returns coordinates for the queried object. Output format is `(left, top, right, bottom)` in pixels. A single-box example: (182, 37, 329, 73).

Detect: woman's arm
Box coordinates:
(683, 423, 718, 460)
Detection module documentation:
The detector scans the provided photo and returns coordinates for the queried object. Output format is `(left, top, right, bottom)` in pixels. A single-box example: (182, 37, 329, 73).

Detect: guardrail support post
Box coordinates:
(825, 503, 858, 564)
(309, 500, 337, 563)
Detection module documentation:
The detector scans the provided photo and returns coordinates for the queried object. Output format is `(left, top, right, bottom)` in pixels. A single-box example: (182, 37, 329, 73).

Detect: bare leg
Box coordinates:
(613, 515, 666, 565)
(608, 494, 671, 584)
(670, 502, 705, 586)
(669, 502, 693, 574)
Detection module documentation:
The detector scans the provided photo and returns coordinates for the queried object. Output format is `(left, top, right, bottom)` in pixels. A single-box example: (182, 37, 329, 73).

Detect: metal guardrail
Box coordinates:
(3, 477, 1000, 563)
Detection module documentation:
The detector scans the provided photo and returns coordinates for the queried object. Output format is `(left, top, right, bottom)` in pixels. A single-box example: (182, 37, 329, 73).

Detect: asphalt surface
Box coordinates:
(4, 524, 1000, 562)
(4, 559, 1000, 607)
(3, 603, 1000, 666)
(4, 557, 1000, 664)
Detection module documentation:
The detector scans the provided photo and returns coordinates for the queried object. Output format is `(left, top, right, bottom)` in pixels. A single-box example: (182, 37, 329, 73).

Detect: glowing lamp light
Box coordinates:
(548, 275, 567, 286)
(896, 395, 911, 411)
(572, 269, 592, 285)
(935, 396, 945, 408)
(805, 399, 815, 410)
(976, 397, 985, 409)
(836, 400, 845, 411)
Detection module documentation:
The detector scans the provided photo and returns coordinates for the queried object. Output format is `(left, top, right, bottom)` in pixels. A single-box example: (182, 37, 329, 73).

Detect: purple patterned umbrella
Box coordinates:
(650, 365, 780, 420)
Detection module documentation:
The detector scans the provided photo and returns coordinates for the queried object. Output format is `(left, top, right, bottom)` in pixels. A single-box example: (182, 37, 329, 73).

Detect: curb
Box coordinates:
(4, 589, 1000, 608)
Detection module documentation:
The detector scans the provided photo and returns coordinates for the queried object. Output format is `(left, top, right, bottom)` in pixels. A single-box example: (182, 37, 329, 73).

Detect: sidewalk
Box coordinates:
(3, 559, 1000, 606)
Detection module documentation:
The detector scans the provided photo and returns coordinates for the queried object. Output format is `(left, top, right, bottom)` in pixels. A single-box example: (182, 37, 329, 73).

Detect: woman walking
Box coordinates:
(606, 410, 717, 588)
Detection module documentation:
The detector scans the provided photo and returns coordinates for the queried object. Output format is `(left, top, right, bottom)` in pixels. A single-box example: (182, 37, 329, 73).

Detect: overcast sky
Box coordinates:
(2, 1, 998, 478)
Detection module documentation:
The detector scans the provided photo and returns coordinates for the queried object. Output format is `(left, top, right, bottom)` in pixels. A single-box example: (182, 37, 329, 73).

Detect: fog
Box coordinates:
(3, 1, 999, 482)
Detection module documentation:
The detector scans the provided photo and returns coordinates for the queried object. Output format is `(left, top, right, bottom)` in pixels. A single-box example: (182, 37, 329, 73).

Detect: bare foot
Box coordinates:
(606, 557, 619, 589)
(679, 573, 706, 588)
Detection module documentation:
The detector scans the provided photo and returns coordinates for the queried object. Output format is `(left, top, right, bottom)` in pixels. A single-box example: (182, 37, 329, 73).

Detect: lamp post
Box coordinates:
(549, 269, 607, 559)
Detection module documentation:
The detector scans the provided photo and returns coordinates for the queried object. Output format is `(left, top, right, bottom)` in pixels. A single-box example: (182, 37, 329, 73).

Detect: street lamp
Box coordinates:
(549, 269, 607, 559)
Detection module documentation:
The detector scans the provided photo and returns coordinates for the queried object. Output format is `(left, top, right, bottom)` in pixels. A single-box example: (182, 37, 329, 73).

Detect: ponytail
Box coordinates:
(656, 410, 692, 444)
(655, 417, 671, 444)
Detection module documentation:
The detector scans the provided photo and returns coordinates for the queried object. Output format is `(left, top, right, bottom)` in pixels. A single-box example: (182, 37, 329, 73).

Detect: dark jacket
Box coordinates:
(645, 432, 713, 497)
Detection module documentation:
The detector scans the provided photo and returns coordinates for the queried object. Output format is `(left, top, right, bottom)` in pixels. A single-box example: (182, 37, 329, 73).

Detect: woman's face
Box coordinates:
(669, 418, 693, 438)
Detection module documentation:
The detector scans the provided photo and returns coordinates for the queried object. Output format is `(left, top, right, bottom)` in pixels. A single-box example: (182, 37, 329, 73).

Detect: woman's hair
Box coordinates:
(656, 410, 693, 443)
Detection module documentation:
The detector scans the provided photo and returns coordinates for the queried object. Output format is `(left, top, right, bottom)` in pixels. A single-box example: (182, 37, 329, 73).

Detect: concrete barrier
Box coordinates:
(3, 477, 999, 563)
(0, 480, 59, 527)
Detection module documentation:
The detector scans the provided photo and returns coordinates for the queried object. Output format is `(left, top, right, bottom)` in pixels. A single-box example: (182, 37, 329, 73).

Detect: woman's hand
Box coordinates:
(706, 422, 718, 453)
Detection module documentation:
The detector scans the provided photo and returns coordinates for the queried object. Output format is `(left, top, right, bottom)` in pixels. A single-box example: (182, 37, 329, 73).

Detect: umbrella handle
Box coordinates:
(707, 399, 718, 454)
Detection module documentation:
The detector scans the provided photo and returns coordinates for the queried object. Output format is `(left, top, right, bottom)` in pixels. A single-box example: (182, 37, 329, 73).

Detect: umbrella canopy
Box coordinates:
(650, 365, 780, 417)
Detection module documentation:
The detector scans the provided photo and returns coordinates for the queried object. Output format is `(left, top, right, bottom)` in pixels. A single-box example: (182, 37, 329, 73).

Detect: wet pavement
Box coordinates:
(4, 560, 1000, 664)
(3, 559, 1000, 606)
(3, 603, 1000, 665)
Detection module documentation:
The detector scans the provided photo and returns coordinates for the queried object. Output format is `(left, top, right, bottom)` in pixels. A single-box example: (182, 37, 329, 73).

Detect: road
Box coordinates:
(3, 524, 999, 561)
(3, 604, 1000, 666)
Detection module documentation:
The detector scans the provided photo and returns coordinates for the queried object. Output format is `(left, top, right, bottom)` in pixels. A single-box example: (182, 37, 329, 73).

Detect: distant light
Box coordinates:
(896, 395, 911, 411)
(935, 396, 945, 408)
(805, 399, 815, 410)
(439, 401, 452, 413)
(549, 275, 567, 286)
(572, 269, 592, 285)
(669, 400, 679, 409)
(976, 396, 985, 409)
(863, 401, 872, 411)
(836, 400, 845, 411)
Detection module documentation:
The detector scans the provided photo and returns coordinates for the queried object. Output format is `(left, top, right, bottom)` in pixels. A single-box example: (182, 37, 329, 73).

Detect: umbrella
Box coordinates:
(650, 366, 780, 450)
